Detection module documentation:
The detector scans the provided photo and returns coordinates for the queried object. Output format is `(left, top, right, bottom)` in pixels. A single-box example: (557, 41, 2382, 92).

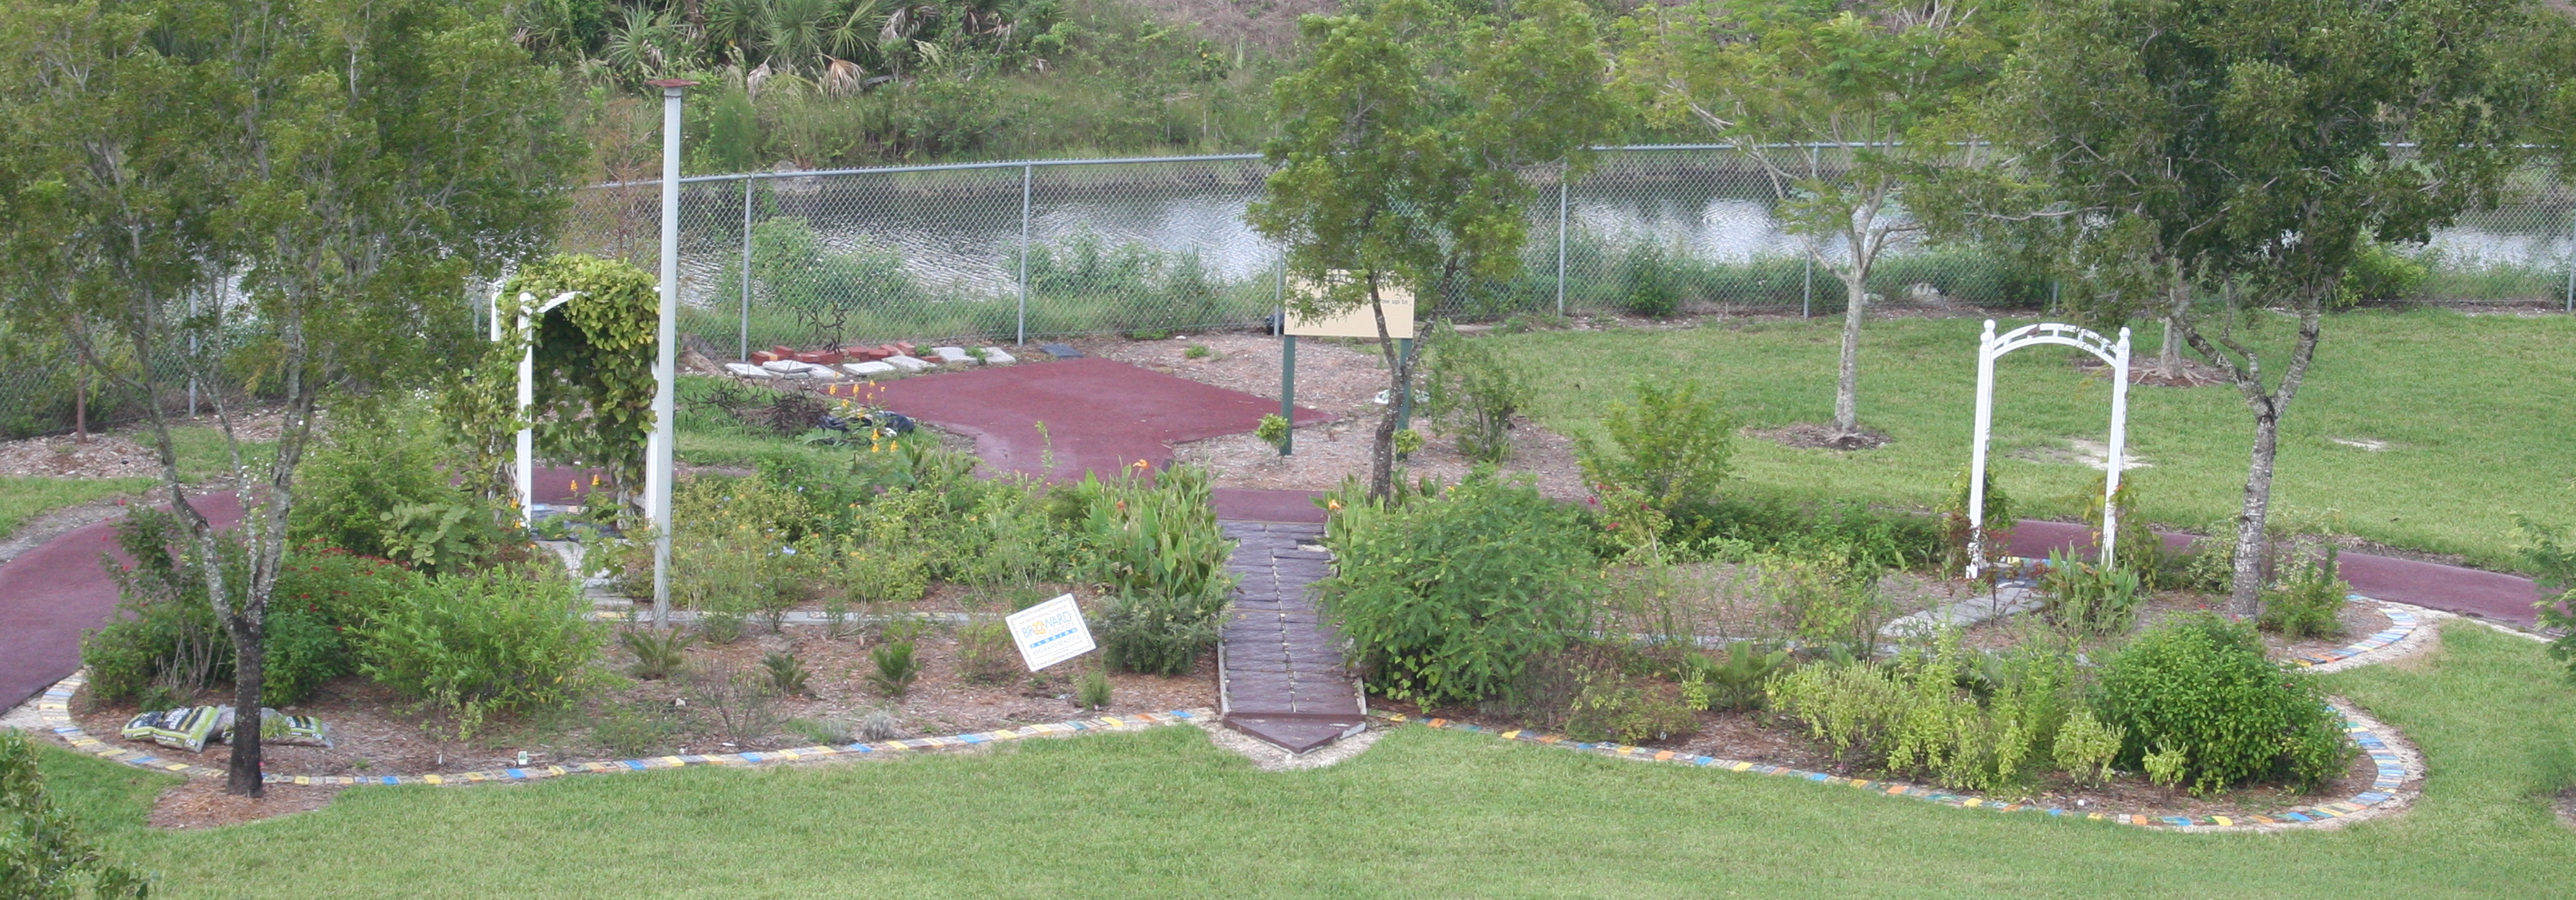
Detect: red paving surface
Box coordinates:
(1, 494, 242, 709)
(2010, 519, 2545, 625)
(871, 358, 1330, 481)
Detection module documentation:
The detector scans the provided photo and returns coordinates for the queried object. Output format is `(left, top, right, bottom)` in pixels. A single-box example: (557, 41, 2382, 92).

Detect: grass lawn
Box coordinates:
(1495, 309, 2576, 570)
(0, 476, 155, 538)
(26, 623, 2575, 898)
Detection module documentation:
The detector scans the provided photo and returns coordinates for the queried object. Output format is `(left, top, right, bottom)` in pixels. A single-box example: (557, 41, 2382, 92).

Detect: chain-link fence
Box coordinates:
(555, 145, 2576, 361)
(8, 145, 2573, 438)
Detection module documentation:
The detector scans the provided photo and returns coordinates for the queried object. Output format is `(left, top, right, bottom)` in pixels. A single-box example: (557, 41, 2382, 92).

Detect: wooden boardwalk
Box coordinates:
(1216, 521, 1366, 753)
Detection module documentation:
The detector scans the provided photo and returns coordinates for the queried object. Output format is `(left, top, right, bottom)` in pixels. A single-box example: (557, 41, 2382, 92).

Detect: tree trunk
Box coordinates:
(1364, 278, 1400, 501)
(1831, 274, 1868, 439)
(2158, 315, 2184, 375)
(2229, 405, 2281, 616)
(74, 373, 87, 444)
(224, 614, 266, 796)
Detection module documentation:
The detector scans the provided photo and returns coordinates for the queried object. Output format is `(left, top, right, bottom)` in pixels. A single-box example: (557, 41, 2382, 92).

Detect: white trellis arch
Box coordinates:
(1966, 320, 2131, 578)
(491, 289, 582, 528)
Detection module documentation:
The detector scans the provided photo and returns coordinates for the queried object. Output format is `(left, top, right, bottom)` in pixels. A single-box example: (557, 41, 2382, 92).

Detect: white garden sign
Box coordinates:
(1965, 320, 2131, 578)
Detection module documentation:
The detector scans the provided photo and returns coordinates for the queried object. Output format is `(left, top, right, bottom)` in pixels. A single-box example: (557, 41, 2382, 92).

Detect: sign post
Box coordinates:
(1281, 276, 1416, 456)
(645, 78, 697, 629)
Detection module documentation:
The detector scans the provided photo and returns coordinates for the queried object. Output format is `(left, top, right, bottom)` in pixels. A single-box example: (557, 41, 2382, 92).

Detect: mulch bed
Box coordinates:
(1744, 423, 1893, 451)
(66, 606, 1217, 781)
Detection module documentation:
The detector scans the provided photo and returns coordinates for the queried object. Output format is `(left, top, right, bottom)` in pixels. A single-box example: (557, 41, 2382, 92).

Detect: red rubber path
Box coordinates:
(872, 358, 1330, 481)
(2, 494, 242, 710)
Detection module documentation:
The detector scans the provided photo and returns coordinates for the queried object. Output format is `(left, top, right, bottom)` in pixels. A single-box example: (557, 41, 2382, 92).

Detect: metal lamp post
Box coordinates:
(645, 78, 696, 629)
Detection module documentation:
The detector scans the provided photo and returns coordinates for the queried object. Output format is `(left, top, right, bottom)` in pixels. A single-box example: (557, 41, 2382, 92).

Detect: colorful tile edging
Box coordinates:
(1382, 599, 2426, 831)
(32, 672, 1210, 787)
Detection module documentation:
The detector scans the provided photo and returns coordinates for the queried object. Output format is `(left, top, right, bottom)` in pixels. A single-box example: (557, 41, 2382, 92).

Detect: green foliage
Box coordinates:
(1097, 592, 1221, 676)
(1576, 378, 1734, 517)
(2053, 709, 2125, 787)
(619, 628, 692, 680)
(1423, 329, 1532, 463)
(1681, 642, 1790, 713)
(1752, 551, 1889, 655)
(956, 620, 1021, 685)
(2081, 473, 2169, 585)
(1070, 463, 1235, 651)
(786, 716, 855, 747)
(2335, 238, 2433, 309)
(360, 571, 603, 739)
(1565, 668, 1698, 744)
(1617, 242, 1684, 318)
(762, 651, 812, 697)
(1319, 469, 1599, 706)
(697, 611, 746, 646)
(1255, 414, 1290, 451)
(1937, 463, 2014, 577)
(1768, 632, 2075, 793)
(2260, 550, 2350, 640)
(1183, 343, 1212, 360)
(1392, 428, 1424, 457)
(293, 401, 516, 575)
(869, 640, 922, 698)
(2518, 515, 2576, 679)
(2038, 551, 2144, 638)
(593, 698, 689, 758)
(1077, 669, 1113, 711)
(2094, 614, 2352, 795)
(0, 730, 150, 899)
(509, 254, 663, 506)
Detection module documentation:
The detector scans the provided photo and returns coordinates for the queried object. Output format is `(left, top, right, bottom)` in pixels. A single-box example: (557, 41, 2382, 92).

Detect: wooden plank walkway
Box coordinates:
(1216, 521, 1366, 754)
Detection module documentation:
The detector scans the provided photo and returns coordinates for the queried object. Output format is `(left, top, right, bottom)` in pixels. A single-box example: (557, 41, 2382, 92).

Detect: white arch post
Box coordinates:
(1966, 320, 2131, 578)
(495, 289, 582, 530)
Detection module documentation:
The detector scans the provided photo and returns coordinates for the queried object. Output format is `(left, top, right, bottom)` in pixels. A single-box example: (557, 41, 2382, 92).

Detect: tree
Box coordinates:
(0, 0, 577, 795)
(1976, 0, 2564, 614)
(1248, 0, 1615, 499)
(1621, 0, 2013, 446)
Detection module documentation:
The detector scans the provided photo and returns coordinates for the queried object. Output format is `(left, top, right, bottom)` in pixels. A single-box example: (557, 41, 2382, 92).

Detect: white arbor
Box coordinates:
(490, 289, 581, 529)
(1965, 320, 2131, 577)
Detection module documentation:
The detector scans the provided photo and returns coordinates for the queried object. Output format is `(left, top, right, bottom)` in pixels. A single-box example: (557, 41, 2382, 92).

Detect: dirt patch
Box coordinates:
(0, 434, 165, 478)
(149, 777, 344, 830)
(67, 605, 1217, 778)
(1078, 331, 1592, 499)
(2074, 352, 2232, 388)
(2557, 786, 2576, 831)
(1745, 423, 1891, 451)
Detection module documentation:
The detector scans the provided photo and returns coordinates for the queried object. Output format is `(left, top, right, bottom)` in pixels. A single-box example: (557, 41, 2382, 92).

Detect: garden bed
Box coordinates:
(66, 612, 1216, 778)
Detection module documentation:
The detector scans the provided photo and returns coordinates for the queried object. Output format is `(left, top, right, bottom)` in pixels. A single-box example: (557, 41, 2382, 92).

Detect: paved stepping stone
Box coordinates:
(882, 355, 931, 373)
(1216, 521, 1366, 754)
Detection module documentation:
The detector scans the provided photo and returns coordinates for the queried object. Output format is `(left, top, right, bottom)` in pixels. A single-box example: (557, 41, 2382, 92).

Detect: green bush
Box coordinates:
(1752, 550, 1889, 655)
(1565, 668, 1698, 744)
(2054, 709, 2125, 786)
(1424, 327, 1533, 463)
(2517, 515, 2576, 679)
(869, 640, 922, 698)
(1767, 633, 2074, 792)
(1937, 463, 2014, 577)
(2260, 549, 2350, 640)
(0, 730, 150, 898)
(1681, 642, 1790, 712)
(2094, 614, 2351, 795)
(956, 620, 1023, 684)
(1097, 592, 1223, 676)
(1616, 243, 1684, 318)
(360, 571, 602, 738)
(1578, 378, 1735, 519)
(1319, 468, 1598, 707)
(1068, 464, 1235, 674)
(293, 401, 513, 575)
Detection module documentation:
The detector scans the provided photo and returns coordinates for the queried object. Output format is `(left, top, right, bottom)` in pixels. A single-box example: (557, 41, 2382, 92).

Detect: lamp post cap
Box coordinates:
(645, 78, 700, 89)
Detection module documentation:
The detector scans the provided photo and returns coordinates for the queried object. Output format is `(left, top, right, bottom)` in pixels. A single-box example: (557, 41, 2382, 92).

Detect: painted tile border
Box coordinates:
(34, 671, 1209, 787)
(1382, 599, 2428, 831)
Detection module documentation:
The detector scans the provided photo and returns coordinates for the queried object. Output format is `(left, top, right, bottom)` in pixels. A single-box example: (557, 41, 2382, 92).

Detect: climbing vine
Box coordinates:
(473, 253, 659, 512)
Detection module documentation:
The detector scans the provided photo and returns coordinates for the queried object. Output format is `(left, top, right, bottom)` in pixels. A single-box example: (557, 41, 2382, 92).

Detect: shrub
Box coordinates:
(1577, 378, 1733, 517)
(2094, 614, 2352, 795)
(1077, 669, 1113, 710)
(1097, 592, 1224, 676)
(360, 571, 602, 738)
(1937, 463, 2014, 576)
(2054, 709, 2125, 786)
(1072, 464, 1234, 674)
(1681, 642, 1790, 712)
(592, 699, 688, 758)
(293, 401, 511, 575)
(2518, 515, 2576, 678)
(0, 730, 150, 898)
(2260, 549, 2350, 640)
(687, 664, 781, 741)
(956, 620, 1022, 683)
(1617, 242, 1684, 318)
(869, 640, 922, 698)
(762, 651, 812, 697)
(2040, 551, 2144, 638)
(1422, 327, 1532, 463)
(619, 628, 692, 680)
(1754, 551, 1890, 656)
(1768, 633, 2073, 792)
(786, 716, 855, 746)
(2084, 473, 2170, 585)
(1565, 668, 1698, 744)
(1319, 468, 1598, 707)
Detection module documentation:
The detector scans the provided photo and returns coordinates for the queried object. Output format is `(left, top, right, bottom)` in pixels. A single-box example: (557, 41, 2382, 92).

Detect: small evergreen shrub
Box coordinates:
(619, 628, 692, 680)
(2094, 614, 2352, 795)
(1319, 469, 1597, 707)
(1423, 327, 1533, 463)
(956, 620, 1022, 684)
(869, 640, 922, 698)
(1768, 633, 2074, 793)
(762, 651, 812, 696)
(1077, 669, 1113, 710)
(360, 571, 602, 738)
(2040, 551, 2144, 638)
(1577, 378, 1734, 518)
(1564, 668, 1698, 744)
(2260, 550, 2349, 640)
(1097, 593, 1222, 676)
(2054, 709, 2125, 786)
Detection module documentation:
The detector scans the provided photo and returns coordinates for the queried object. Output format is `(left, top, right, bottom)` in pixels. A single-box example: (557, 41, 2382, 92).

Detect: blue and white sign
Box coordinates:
(1006, 593, 1096, 672)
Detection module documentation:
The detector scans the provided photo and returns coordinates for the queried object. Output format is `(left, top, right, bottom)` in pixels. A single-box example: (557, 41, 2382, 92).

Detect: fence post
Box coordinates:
(2564, 200, 2574, 313)
(1019, 164, 1033, 346)
(739, 177, 753, 360)
(1557, 162, 1569, 316)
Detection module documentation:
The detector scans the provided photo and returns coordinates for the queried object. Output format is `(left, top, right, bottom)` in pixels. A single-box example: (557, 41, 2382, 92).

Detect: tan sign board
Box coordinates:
(1284, 277, 1414, 339)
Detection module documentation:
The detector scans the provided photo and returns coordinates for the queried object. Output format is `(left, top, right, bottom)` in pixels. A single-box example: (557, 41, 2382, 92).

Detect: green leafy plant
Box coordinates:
(591, 699, 688, 758)
(1097, 592, 1222, 676)
(1077, 669, 1113, 710)
(823, 600, 860, 639)
(1576, 378, 1733, 518)
(762, 651, 813, 697)
(2039, 551, 2144, 638)
(1392, 428, 1424, 457)
(1754, 550, 1889, 656)
(1768, 631, 2076, 793)
(2143, 741, 2188, 790)
(869, 640, 922, 698)
(1682, 642, 1791, 712)
(1319, 468, 1598, 707)
(361, 571, 603, 740)
(1422, 327, 1533, 463)
(2094, 614, 2352, 795)
(1565, 666, 1698, 744)
(2260, 549, 2350, 640)
(956, 620, 1022, 684)
(786, 716, 855, 746)
(0, 731, 150, 898)
(2516, 515, 2576, 678)
(1255, 413, 1290, 451)
(2054, 709, 2126, 787)
(2083, 473, 2170, 585)
(619, 628, 692, 680)
(1937, 463, 2014, 577)
(1618, 241, 1684, 317)
(696, 611, 746, 646)
(1183, 343, 1212, 359)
